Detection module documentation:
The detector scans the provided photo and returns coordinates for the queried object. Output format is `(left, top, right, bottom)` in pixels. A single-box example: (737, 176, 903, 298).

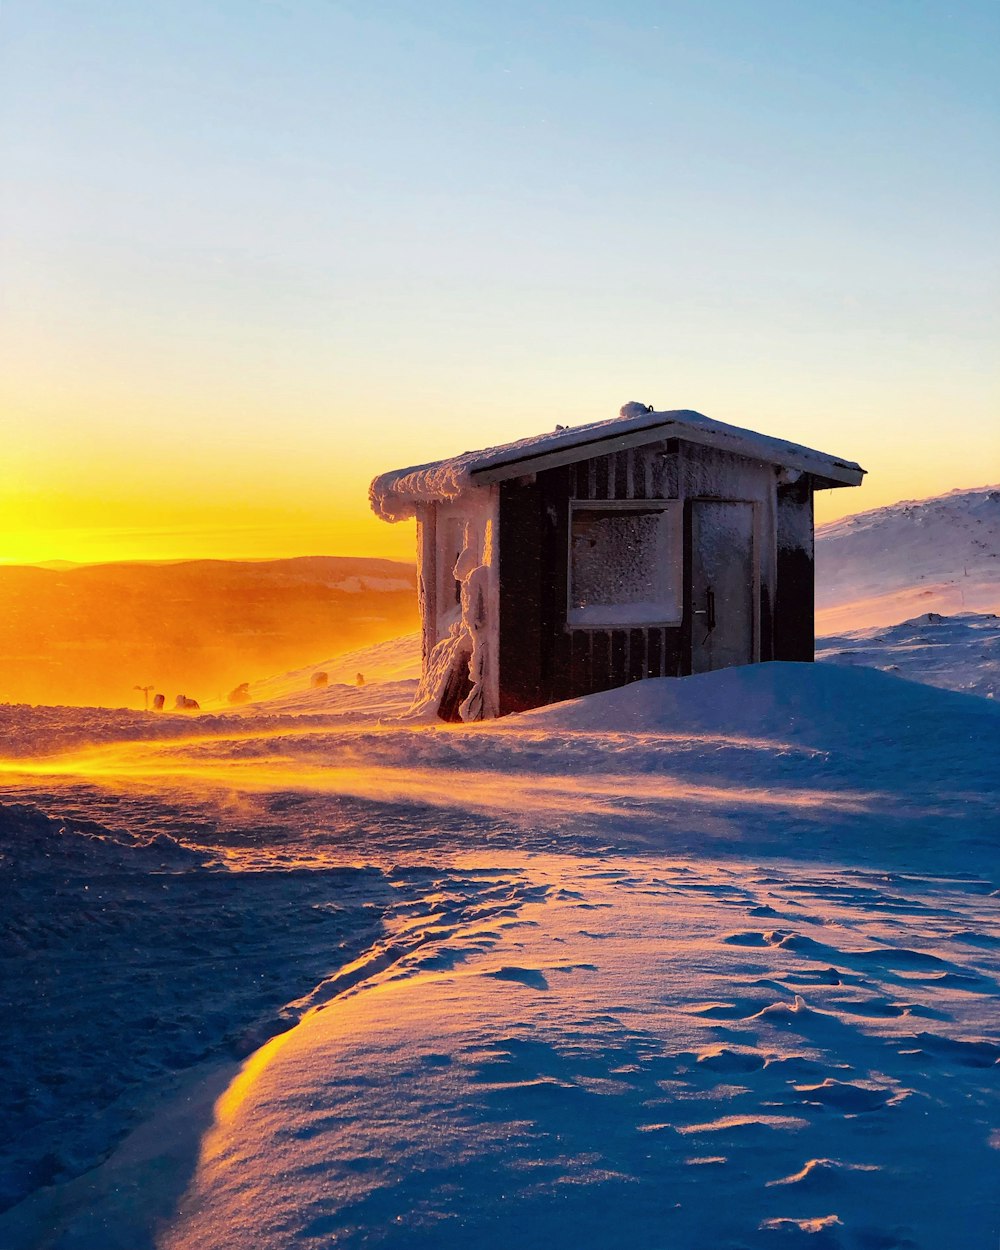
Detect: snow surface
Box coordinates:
(371, 403, 863, 521)
(818, 611, 1000, 701)
(2, 489, 999, 1248)
(1, 657, 998, 1249)
(200, 633, 421, 715)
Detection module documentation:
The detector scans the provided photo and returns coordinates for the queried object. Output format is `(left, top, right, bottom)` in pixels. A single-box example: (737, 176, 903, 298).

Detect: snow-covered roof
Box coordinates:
(370, 402, 865, 521)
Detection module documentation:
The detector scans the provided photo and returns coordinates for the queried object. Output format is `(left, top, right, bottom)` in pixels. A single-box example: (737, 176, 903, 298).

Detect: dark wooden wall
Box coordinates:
(496, 442, 812, 716)
(497, 448, 686, 716)
(774, 476, 815, 662)
(497, 474, 545, 716)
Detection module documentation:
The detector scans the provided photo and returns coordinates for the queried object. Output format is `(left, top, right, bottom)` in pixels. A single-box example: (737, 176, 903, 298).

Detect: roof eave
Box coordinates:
(470, 422, 864, 489)
(811, 467, 866, 489)
(469, 421, 682, 485)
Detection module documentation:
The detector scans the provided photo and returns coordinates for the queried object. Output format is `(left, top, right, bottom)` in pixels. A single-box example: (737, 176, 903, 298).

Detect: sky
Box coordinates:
(2, 0, 998, 564)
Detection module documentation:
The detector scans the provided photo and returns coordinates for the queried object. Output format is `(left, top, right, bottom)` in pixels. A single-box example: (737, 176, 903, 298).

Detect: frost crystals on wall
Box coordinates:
(568, 501, 682, 627)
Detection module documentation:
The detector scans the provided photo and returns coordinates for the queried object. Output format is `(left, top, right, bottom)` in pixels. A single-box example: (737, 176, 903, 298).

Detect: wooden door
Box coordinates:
(690, 500, 755, 673)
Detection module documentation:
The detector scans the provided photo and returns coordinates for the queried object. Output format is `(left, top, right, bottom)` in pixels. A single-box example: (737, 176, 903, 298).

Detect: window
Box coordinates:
(568, 500, 682, 628)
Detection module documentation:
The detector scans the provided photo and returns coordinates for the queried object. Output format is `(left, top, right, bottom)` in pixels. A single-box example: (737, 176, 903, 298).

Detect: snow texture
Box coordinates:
(370, 403, 863, 521)
(818, 610, 1000, 700)
(0, 655, 998, 1248)
(1, 488, 998, 1250)
(816, 485, 1000, 631)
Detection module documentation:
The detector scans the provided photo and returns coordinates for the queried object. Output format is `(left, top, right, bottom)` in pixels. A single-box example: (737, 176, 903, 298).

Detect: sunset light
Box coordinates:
(3, 3, 997, 567)
(2, 4, 997, 1247)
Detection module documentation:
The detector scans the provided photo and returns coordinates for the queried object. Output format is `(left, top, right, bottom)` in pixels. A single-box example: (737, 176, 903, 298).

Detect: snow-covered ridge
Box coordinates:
(817, 483, 1000, 541)
(816, 484, 1000, 630)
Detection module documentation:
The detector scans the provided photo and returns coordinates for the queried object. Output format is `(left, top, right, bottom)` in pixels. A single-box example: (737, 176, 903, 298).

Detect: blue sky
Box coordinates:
(2, 0, 998, 559)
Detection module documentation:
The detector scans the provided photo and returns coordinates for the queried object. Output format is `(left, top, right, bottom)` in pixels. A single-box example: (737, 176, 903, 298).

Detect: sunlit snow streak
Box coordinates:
(211, 1027, 298, 1130)
(0, 749, 877, 820)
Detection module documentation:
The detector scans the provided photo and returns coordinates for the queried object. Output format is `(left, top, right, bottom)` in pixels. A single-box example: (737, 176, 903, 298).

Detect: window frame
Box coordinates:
(565, 498, 684, 630)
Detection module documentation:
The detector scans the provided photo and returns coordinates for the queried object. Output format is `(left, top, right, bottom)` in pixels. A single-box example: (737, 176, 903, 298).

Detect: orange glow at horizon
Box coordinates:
(4, 439, 995, 567)
(4, 360, 996, 567)
(0, 509, 418, 567)
(1, 467, 419, 563)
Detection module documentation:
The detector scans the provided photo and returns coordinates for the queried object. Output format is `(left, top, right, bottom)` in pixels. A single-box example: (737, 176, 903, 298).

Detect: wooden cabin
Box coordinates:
(370, 403, 864, 721)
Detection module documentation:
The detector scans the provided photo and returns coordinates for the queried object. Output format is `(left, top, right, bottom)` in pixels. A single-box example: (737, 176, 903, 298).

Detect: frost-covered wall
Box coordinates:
(570, 439, 778, 662)
(497, 440, 782, 714)
(678, 443, 777, 660)
(775, 473, 815, 662)
(409, 487, 500, 721)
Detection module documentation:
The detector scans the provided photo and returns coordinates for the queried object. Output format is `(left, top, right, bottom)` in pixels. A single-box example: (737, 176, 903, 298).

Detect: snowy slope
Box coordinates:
(815, 485, 1000, 631)
(200, 632, 421, 716)
(818, 611, 1000, 700)
(0, 664, 998, 1248)
(2, 488, 999, 1249)
(159, 854, 999, 1250)
(0, 557, 419, 708)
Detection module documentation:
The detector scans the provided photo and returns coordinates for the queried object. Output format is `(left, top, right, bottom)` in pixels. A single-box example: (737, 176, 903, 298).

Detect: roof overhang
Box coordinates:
(469, 419, 864, 489)
(369, 405, 865, 523)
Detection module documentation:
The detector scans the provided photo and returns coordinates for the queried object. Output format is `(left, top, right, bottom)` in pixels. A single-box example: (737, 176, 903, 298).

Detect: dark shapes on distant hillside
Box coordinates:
(0, 557, 419, 708)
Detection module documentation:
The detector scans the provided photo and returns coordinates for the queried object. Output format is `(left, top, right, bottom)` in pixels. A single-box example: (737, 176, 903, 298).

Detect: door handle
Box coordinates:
(693, 588, 716, 632)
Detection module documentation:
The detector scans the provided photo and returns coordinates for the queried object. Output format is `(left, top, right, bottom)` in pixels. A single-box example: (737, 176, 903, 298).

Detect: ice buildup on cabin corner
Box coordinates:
(370, 403, 865, 722)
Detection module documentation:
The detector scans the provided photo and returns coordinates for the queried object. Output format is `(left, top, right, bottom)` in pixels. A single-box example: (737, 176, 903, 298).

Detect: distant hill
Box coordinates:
(816, 485, 1000, 631)
(0, 556, 418, 708)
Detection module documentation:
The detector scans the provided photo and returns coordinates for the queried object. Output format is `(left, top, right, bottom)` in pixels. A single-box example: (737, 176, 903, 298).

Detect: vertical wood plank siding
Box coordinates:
(774, 476, 815, 662)
(572, 443, 679, 503)
(496, 476, 545, 716)
(496, 441, 798, 713)
(499, 444, 686, 711)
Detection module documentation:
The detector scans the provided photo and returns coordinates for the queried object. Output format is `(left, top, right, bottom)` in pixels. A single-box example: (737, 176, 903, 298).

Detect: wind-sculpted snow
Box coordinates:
(818, 610, 1000, 700)
(0, 803, 392, 1215)
(0, 662, 997, 1248)
(1, 664, 997, 864)
(153, 860, 998, 1249)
